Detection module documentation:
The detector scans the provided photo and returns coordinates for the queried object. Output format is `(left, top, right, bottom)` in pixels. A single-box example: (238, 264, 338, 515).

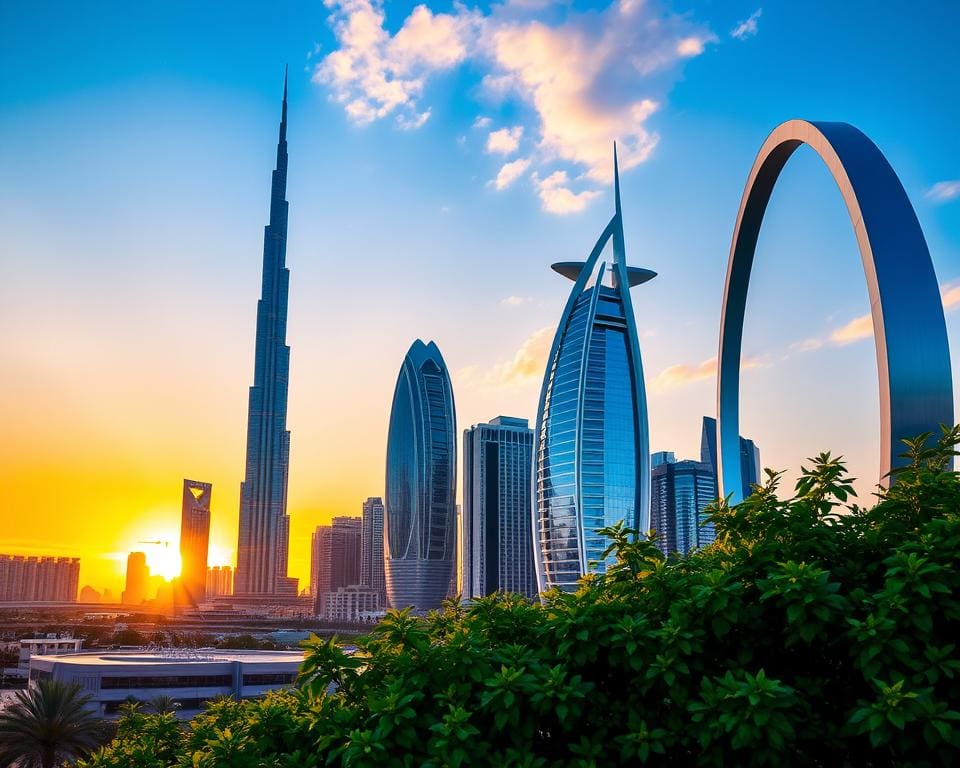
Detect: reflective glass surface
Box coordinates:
(536, 276, 641, 591)
(384, 341, 457, 611)
(537, 290, 593, 590)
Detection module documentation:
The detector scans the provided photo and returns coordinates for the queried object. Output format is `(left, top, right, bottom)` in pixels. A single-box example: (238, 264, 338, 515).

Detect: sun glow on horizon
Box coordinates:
(141, 540, 181, 581)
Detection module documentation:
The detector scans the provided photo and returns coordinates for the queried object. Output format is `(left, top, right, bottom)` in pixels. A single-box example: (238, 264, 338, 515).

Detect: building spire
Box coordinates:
(613, 141, 622, 217)
(279, 64, 288, 143)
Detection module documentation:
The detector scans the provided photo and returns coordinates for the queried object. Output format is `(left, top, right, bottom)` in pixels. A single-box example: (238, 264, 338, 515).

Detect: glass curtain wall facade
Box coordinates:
(533, 148, 656, 593)
(361, 497, 386, 604)
(700, 416, 761, 501)
(384, 340, 457, 611)
(462, 417, 536, 600)
(651, 457, 716, 556)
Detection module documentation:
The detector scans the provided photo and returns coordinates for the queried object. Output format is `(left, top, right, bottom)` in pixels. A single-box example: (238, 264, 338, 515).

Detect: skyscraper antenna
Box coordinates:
(613, 141, 622, 217)
(280, 64, 288, 141)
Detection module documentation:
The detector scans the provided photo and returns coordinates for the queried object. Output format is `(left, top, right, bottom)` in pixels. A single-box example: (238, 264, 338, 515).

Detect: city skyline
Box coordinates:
(2, 1, 960, 596)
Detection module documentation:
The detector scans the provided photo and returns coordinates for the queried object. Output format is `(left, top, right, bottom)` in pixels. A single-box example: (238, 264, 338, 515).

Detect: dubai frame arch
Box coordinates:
(717, 119, 954, 503)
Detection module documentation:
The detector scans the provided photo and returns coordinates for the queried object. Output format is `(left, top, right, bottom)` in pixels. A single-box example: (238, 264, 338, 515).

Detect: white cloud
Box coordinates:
(941, 281, 960, 310)
(676, 35, 714, 57)
(492, 157, 532, 190)
(790, 283, 960, 355)
(790, 337, 824, 353)
(486, 125, 524, 155)
(391, 4, 471, 69)
(534, 170, 601, 215)
(314, 0, 716, 206)
(829, 314, 872, 346)
(500, 295, 532, 306)
(926, 181, 960, 203)
(396, 108, 431, 130)
(314, 0, 478, 126)
(731, 9, 762, 40)
(457, 326, 554, 390)
(652, 354, 764, 393)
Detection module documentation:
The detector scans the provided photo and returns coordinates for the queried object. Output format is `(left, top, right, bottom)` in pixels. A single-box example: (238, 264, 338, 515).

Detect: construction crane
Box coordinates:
(137, 539, 171, 548)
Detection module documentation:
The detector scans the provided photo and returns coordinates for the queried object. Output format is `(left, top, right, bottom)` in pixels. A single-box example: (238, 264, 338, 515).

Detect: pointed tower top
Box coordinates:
(279, 65, 288, 142)
(613, 141, 622, 217)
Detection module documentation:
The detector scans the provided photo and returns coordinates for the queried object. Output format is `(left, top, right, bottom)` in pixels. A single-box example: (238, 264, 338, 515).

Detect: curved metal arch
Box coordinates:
(717, 119, 953, 503)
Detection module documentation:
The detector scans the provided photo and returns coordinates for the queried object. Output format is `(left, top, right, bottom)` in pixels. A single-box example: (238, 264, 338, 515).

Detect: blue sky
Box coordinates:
(2, 0, 959, 591)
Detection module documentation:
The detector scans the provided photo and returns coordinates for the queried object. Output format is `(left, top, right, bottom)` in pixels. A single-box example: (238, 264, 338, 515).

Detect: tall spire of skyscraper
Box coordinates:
(280, 64, 288, 142)
(234, 69, 298, 598)
(613, 141, 622, 218)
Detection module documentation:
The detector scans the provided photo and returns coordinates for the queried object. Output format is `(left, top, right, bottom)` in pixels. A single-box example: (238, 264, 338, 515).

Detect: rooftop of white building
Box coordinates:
(31, 649, 305, 666)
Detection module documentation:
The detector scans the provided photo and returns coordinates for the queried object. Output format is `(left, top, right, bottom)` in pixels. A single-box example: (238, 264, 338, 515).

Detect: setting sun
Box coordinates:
(142, 541, 181, 581)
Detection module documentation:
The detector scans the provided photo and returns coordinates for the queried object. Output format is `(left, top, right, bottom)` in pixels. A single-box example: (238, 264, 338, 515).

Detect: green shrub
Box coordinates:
(82, 429, 960, 766)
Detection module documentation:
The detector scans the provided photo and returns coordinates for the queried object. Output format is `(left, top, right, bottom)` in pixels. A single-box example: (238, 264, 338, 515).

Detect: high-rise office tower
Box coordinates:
(361, 497, 386, 604)
(206, 566, 234, 597)
(700, 416, 761, 500)
(651, 455, 717, 556)
(330, 517, 362, 592)
(462, 417, 536, 599)
(532, 148, 655, 593)
(311, 517, 362, 616)
(384, 340, 457, 611)
(179, 479, 212, 605)
(235, 69, 298, 598)
(122, 552, 149, 605)
(310, 522, 335, 600)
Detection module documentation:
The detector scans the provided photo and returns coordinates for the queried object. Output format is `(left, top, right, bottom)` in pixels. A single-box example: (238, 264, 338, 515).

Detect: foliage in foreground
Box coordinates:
(0, 679, 100, 768)
(83, 430, 960, 766)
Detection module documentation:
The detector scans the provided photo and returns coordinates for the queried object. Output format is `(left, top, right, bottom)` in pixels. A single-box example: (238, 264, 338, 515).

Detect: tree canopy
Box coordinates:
(82, 430, 960, 767)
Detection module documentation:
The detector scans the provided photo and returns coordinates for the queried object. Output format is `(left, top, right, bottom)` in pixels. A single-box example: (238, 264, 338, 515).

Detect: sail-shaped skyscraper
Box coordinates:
(234, 69, 298, 598)
(532, 147, 655, 593)
(384, 340, 457, 611)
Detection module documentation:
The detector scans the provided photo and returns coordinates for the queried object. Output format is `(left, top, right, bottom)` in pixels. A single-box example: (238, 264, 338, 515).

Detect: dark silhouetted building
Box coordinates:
(462, 416, 536, 599)
(122, 552, 149, 605)
(234, 69, 298, 598)
(179, 479, 212, 605)
(361, 497, 386, 604)
(79, 585, 102, 603)
(385, 340, 457, 611)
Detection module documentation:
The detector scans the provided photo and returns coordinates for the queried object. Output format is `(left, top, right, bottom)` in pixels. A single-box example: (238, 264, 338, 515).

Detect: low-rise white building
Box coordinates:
(321, 585, 383, 622)
(28, 649, 304, 717)
(19, 637, 84, 671)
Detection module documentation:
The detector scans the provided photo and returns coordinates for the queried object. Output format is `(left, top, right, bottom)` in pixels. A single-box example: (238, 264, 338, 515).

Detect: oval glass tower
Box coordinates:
(533, 147, 655, 593)
(385, 340, 457, 611)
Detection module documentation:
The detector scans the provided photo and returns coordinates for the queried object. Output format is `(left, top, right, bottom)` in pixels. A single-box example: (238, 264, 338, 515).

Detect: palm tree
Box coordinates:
(0, 679, 99, 768)
(145, 696, 181, 715)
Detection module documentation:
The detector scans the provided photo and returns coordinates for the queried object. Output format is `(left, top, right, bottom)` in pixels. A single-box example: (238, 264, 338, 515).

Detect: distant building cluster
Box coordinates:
(0, 554, 79, 603)
(206, 565, 233, 597)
